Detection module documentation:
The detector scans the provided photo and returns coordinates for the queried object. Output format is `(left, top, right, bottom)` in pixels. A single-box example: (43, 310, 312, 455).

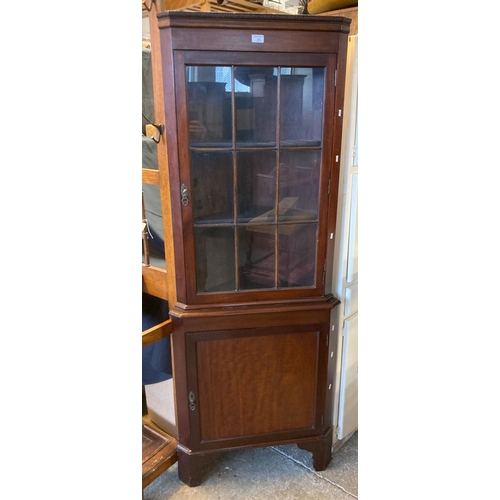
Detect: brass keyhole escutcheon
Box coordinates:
(181, 184, 189, 206)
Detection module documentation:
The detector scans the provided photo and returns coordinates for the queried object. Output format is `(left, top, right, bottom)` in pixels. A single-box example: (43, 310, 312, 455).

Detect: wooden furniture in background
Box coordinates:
(142, 0, 282, 17)
(142, 5, 178, 493)
(320, 6, 357, 35)
(142, 418, 178, 495)
(307, 0, 357, 15)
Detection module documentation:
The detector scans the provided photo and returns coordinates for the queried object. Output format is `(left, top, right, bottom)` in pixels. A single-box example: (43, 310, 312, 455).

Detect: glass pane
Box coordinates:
(142, 135, 158, 170)
(234, 66, 277, 146)
(278, 223, 317, 287)
(280, 68, 324, 146)
(195, 227, 235, 293)
(278, 150, 320, 222)
(237, 151, 276, 223)
(187, 66, 232, 146)
(142, 48, 155, 136)
(238, 225, 276, 289)
(191, 151, 234, 224)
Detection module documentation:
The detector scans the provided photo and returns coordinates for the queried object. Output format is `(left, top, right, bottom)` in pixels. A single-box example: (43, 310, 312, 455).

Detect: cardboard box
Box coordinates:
(144, 378, 178, 438)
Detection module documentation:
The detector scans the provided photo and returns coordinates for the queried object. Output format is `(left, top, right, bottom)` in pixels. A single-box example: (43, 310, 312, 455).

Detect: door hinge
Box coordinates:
(327, 178, 331, 195)
(334, 69, 337, 87)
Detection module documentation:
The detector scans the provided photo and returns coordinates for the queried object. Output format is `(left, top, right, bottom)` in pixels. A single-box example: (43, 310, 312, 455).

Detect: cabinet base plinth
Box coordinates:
(177, 428, 334, 486)
(177, 447, 221, 487)
(296, 427, 333, 471)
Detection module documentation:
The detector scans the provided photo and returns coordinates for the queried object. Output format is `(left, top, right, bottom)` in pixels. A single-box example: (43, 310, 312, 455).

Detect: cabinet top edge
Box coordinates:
(157, 11, 352, 31)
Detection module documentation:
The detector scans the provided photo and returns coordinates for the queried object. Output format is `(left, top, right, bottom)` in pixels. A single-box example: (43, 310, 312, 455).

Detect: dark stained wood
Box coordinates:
(177, 447, 221, 487)
(175, 428, 334, 486)
(196, 330, 318, 441)
(324, 33, 349, 296)
(170, 297, 337, 327)
(170, 306, 334, 455)
(158, 12, 351, 34)
(154, 12, 350, 486)
(167, 46, 342, 306)
(297, 426, 334, 471)
(183, 51, 329, 67)
(170, 28, 341, 54)
(324, 307, 339, 432)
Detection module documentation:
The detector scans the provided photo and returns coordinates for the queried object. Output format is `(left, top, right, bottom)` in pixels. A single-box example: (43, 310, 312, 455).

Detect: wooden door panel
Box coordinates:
(192, 329, 319, 442)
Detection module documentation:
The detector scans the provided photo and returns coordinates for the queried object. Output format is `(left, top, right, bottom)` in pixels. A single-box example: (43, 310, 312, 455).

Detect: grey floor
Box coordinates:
(143, 431, 358, 499)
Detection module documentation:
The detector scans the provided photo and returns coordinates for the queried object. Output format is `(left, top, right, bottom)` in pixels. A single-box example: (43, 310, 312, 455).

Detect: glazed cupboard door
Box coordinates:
(173, 52, 338, 305)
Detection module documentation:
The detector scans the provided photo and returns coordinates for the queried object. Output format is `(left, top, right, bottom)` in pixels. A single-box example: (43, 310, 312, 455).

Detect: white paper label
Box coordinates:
(251, 34, 264, 43)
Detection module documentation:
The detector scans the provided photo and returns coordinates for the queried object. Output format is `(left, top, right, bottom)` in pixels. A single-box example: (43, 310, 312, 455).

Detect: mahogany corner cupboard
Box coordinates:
(156, 11, 351, 486)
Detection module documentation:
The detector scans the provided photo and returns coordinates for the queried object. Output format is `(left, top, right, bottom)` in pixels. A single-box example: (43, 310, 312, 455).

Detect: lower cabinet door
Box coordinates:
(184, 322, 329, 450)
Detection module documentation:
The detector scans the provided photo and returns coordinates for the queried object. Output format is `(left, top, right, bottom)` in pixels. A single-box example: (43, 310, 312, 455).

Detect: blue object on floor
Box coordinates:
(142, 293, 172, 385)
